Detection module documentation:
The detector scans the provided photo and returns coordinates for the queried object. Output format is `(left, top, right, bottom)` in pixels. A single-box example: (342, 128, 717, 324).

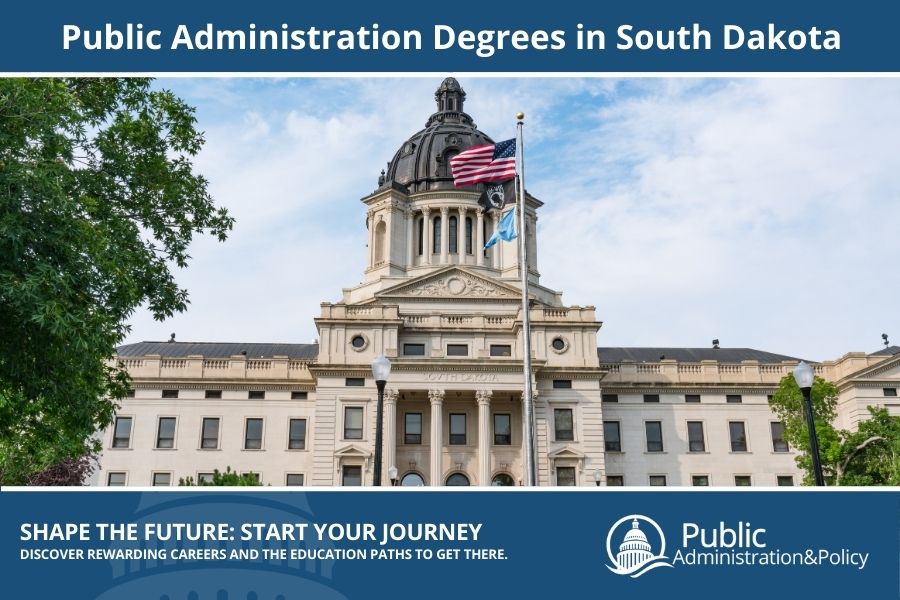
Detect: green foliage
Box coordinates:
(0, 78, 233, 484)
(178, 467, 262, 487)
(769, 374, 900, 485)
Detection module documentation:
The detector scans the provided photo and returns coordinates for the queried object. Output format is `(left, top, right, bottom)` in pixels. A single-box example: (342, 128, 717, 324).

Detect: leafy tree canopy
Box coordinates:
(0, 78, 233, 484)
(179, 467, 262, 487)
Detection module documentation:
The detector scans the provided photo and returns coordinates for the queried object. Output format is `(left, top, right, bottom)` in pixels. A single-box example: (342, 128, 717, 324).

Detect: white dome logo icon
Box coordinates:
(606, 515, 674, 578)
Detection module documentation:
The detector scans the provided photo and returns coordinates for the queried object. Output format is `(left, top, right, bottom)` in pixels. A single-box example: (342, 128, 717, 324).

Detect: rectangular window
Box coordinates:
(602, 394, 619, 403)
(107, 472, 126, 486)
(162, 389, 179, 399)
(345, 378, 365, 387)
(291, 391, 308, 400)
(554, 408, 574, 441)
(777, 475, 794, 487)
(244, 418, 264, 450)
(112, 416, 132, 448)
(771, 422, 789, 452)
(201, 418, 220, 449)
(449, 413, 467, 445)
(556, 466, 576, 486)
(884, 388, 898, 397)
(403, 343, 425, 356)
(125, 389, 135, 398)
(645, 421, 664, 452)
(446, 344, 468, 356)
(248, 390, 265, 399)
(685, 394, 701, 403)
(404, 413, 422, 445)
(606, 475, 624, 486)
(342, 465, 362, 486)
(493, 413, 511, 445)
(288, 418, 307, 450)
(552, 379, 572, 389)
(734, 475, 752, 486)
(726, 394, 743, 403)
(687, 421, 706, 452)
(692, 475, 710, 487)
(603, 421, 621, 452)
(490, 344, 512, 357)
(344, 407, 363, 440)
(649, 475, 667, 486)
(198, 472, 215, 484)
(643, 394, 660, 403)
(729, 421, 748, 452)
(286, 474, 305, 486)
(205, 390, 222, 399)
(156, 417, 176, 449)
(152, 472, 171, 487)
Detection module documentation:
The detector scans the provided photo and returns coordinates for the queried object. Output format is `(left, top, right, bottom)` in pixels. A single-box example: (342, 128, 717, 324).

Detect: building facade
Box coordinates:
(97, 79, 900, 487)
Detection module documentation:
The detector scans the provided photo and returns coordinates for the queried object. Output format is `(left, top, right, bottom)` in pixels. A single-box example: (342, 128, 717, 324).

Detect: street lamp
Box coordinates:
(593, 469, 602, 487)
(371, 354, 392, 487)
(388, 465, 399, 487)
(793, 361, 825, 486)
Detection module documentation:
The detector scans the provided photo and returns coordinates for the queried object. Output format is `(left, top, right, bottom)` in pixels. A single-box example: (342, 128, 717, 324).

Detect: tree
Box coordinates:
(0, 78, 233, 484)
(769, 374, 900, 485)
(178, 467, 262, 487)
(769, 373, 842, 484)
(26, 453, 98, 486)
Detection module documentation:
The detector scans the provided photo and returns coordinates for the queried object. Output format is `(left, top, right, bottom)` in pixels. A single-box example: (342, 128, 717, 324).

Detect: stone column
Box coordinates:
(457, 206, 467, 265)
(476, 390, 493, 486)
(384, 389, 398, 485)
(491, 212, 500, 269)
(422, 207, 432, 266)
(406, 210, 415, 268)
(440, 206, 450, 265)
(429, 389, 445, 486)
(367, 210, 375, 268)
(476, 209, 485, 267)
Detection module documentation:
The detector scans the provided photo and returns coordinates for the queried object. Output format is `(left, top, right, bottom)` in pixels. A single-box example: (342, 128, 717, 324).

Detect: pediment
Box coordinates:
(548, 446, 586, 459)
(376, 267, 521, 301)
(334, 444, 371, 458)
(853, 356, 900, 381)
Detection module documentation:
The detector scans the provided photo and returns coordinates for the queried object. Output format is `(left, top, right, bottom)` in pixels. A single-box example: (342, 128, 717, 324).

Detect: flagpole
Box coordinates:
(515, 112, 537, 487)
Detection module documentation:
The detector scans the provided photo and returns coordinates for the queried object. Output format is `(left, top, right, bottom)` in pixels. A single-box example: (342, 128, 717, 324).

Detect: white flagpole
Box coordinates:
(515, 112, 537, 487)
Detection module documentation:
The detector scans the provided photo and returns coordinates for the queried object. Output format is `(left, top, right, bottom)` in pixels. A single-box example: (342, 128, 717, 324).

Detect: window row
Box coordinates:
(106, 472, 305, 487)
(129, 389, 308, 400)
(402, 343, 513, 357)
(602, 393, 748, 403)
(416, 215, 480, 256)
(337, 467, 516, 487)
(111, 416, 307, 450)
(601, 420, 789, 453)
(602, 474, 795, 487)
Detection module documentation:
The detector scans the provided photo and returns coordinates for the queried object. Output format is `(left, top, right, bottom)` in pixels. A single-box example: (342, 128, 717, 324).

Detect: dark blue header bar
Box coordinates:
(1, 0, 898, 72)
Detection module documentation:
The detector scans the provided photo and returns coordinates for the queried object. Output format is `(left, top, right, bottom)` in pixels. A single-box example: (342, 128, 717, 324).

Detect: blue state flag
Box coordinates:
(484, 208, 517, 249)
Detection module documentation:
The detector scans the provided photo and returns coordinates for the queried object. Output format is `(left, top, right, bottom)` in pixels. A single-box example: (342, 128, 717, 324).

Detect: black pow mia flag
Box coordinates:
(477, 178, 516, 212)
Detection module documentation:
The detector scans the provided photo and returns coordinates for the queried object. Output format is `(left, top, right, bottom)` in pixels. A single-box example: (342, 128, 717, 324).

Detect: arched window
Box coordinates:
(491, 473, 515, 486)
(373, 220, 386, 264)
(465, 217, 473, 254)
(440, 150, 459, 177)
(482, 219, 491, 258)
(448, 97, 456, 111)
(446, 473, 470, 486)
(401, 472, 425, 486)
(448, 216, 458, 254)
(416, 217, 424, 256)
(432, 216, 441, 254)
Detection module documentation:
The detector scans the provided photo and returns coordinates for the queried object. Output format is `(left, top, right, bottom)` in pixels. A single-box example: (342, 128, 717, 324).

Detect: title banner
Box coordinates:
(2, 489, 897, 599)
(1, 0, 899, 72)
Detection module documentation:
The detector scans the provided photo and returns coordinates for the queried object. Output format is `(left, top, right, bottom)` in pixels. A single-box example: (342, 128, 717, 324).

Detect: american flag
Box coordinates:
(450, 139, 516, 187)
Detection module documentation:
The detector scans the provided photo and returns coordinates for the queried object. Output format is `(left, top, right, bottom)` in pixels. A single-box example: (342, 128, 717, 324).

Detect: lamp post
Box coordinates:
(793, 361, 825, 486)
(593, 469, 602, 487)
(371, 354, 392, 487)
(388, 465, 399, 487)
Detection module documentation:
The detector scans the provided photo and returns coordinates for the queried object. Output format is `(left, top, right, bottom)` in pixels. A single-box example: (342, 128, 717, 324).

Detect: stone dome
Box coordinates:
(379, 78, 494, 193)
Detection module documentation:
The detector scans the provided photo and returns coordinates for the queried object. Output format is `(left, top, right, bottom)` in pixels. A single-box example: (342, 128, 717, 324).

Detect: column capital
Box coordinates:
(428, 389, 445, 404)
(475, 389, 493, 405)
(421, 206, 431, 217)
(459, 205, 468, 215)
(476, 208, 485, 218)
(492, 211, 500, 223)
(440, 205, 450, 216)
(384, 389, 399, 404)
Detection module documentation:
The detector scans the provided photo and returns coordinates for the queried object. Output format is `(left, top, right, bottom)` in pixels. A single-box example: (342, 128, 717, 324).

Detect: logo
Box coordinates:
(606, 515, 674, 578)
(485, 183, 506, 209)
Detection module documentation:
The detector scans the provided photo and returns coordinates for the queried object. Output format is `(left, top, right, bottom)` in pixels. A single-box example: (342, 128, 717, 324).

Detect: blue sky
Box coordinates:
(125, 77, 900, 361)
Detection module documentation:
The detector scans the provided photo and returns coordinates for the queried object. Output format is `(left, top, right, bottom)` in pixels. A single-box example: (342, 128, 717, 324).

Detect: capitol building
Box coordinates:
(96, 78, 900, 487)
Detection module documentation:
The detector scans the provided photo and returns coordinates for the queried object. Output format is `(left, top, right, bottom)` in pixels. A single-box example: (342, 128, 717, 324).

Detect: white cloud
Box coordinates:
(127, 78, 900, 361)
